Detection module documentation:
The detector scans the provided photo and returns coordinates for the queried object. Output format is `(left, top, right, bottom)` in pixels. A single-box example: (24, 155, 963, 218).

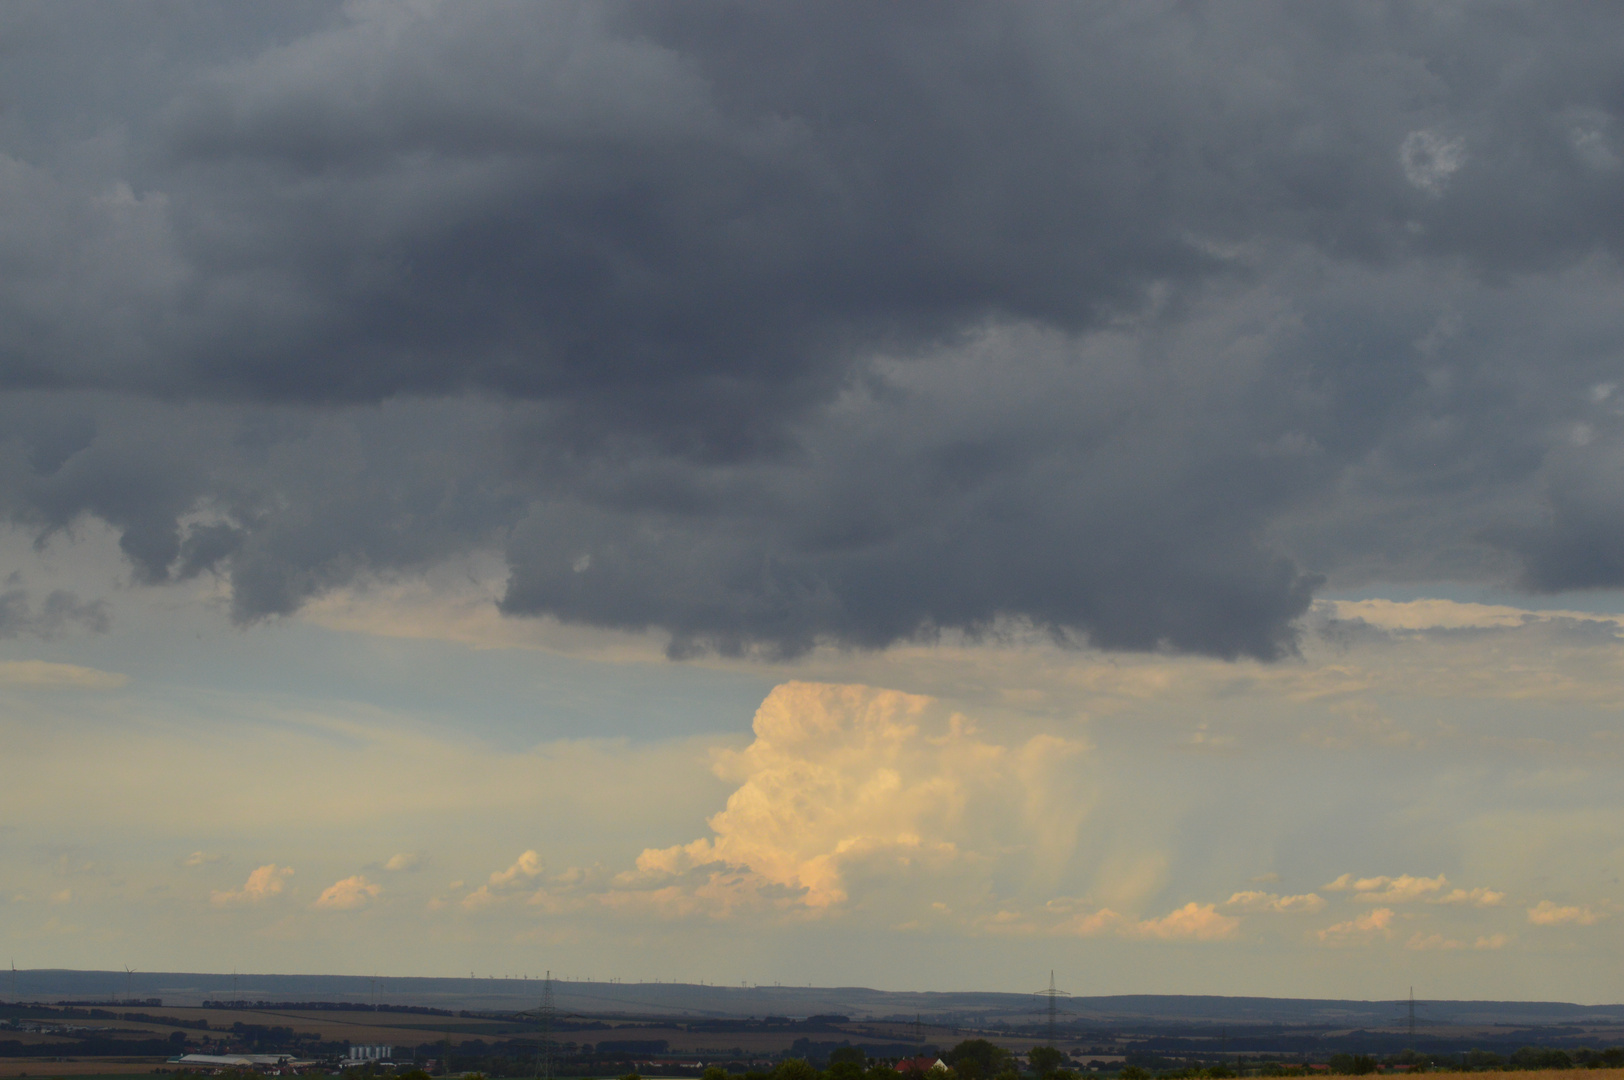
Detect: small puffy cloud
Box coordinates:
(634, 681, 1089, 911)
(1400, 129, 1467, 194)
(490, 850, 543, 887)
(50, 888, 72, 904)
(1407, 932, 1465, 951)
(183, 851, 225, 867)
(1323, 873, 1446, 902)
(1225, 890, 1325, 914)
(1128, 902, 1240, 941)
(1057, 908, 1125, 937)
(1475, 933, 1512, 950)
(460, 885, 496, 911)
(313, 875, 381, 911)
(1433, 886, 1504, 907)
(1527, 900, 1605, 926)
(1060, 902, 1238, 942)
(384, 853, 420, 872)
(1318, 907, 1394, 944)
(211, 864, 292, 906)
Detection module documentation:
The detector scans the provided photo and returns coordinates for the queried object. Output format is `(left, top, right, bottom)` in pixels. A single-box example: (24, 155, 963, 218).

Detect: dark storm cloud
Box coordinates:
(3, 1, 1624, 658)
(0, 575, 106, 639)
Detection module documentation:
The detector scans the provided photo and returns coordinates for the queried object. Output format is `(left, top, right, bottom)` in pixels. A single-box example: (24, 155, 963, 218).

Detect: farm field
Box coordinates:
(0, 1064, 166, 1078)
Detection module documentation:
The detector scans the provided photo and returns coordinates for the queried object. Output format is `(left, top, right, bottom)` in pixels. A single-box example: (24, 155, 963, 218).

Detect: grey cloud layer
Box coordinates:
(3, 2, 1624, 657)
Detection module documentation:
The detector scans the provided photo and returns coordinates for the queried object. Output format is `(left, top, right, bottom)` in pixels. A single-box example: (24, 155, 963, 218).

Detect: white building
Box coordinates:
(348, 1045, 394, 1062)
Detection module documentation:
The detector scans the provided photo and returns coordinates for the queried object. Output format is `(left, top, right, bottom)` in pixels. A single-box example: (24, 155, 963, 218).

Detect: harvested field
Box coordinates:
(0, 1062, 166, 1077)
(1424, 1075, 1624, 1080)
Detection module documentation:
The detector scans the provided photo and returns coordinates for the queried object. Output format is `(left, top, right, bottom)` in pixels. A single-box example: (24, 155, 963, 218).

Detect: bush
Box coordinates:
(1508, 1047, 1573, 1070)
(1327, 1054, 1376, 1075)
(775, 1059, 820, 1080)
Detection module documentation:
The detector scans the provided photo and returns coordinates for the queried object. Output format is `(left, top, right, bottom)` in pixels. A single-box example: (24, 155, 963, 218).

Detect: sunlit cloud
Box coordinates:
(1432, 886, 1504, 907)
(490, 850, 543, 887)
(1406, 932, 1465, 951)
(313, 875, 381, 911)
(1318, 908, 1394, 944)
(211, 864, 292, 906)
(1056, 903, 1240, 942)
(634, 681, 1090, 911)
(384, 853, 420, 872)
(1128, 902, 1241, 941)
(1527, 900, 1606, 926)
(1224, 890, 1325, 914)
(1323, 873, 1447, 902)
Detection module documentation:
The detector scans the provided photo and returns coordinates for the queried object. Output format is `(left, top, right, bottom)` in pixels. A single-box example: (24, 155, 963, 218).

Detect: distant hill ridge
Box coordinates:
(8, 970, 1623, 1027)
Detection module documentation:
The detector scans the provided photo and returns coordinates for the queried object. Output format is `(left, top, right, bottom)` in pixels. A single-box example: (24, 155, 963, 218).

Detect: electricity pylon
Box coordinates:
(1034, 970, 1070, 1045)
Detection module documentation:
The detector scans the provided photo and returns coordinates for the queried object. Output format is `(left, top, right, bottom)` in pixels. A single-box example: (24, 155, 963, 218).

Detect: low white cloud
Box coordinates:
(1058, 902, 1239, 942)
(1318, 907, 1394, 944)
(183, 851, 225, 867)
(313, 875, 380, 911)
(1527, 900, 1605, 926)
(1129, 902, 1241, 941)
(1407, 932, 1465, 951)
(384, 852, 420, 872)
(1323, 873, 1447, 902)
(490, 850, 542, 887)
(1475, 933, 1512, 950)
(1433, 886, 1504, 907)
(1225, 890, 1325, 914)
(211, 864, 292, 906)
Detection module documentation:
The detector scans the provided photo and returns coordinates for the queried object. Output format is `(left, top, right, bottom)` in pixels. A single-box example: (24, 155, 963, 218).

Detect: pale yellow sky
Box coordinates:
(3, 525, 1621, 1001)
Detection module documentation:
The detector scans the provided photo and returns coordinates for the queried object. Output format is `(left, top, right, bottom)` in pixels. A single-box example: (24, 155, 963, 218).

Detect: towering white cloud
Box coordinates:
(635, 681, 1089, 910)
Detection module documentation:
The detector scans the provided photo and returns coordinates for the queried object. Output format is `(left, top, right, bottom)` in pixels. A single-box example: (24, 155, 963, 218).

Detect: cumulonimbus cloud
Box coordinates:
(633, 681, 1088, 910)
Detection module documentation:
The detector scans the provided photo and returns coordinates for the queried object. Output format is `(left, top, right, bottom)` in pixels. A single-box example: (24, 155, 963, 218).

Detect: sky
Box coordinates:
(2, 0, 1624, 1004)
